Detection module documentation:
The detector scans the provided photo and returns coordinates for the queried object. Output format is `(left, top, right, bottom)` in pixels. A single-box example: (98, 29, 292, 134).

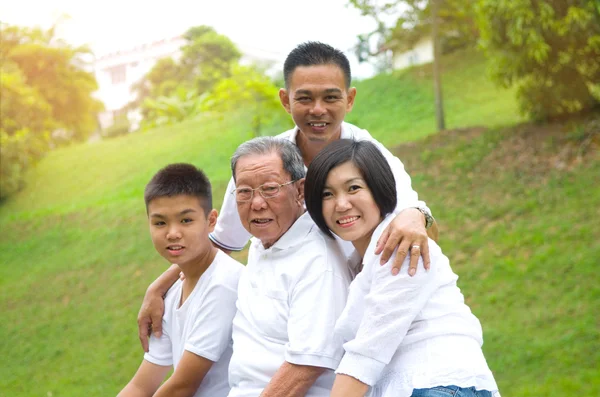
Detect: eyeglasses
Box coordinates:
(232, 180, 297, 202)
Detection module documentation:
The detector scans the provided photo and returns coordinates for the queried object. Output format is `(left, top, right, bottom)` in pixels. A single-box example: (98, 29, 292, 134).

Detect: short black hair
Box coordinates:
(305, 139, 397, 239)
(283, 41, 352, 89)
(144, 163, 212, 215)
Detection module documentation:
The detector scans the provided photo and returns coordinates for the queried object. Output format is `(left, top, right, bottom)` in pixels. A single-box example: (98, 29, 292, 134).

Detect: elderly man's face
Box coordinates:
(234, 151, 305, 248)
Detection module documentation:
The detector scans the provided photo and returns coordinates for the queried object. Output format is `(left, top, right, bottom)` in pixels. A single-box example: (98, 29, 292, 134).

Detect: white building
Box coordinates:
(392, 35, 434, 70)
(93, 37, 282, 132)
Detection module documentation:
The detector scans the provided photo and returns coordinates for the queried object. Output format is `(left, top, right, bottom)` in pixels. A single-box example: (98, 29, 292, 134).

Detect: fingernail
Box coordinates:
(409, 268, 416, 276)
(392, 268, 399, 276)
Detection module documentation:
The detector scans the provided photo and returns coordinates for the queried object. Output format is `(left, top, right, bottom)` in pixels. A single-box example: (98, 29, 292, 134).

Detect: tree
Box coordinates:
(0, 22, 102, 199)
(350, 0, 478, 59)
(201, 65, 288, 137)
(475, 0, 600, 120)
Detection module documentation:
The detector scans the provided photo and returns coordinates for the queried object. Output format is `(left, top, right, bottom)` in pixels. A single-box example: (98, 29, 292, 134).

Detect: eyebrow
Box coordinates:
(149, 208, 197, 218)
(295, 88, 343, 96)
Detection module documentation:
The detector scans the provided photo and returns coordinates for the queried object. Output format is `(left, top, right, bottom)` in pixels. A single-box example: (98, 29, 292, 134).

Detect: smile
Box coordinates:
(337, 216, 359, 225)
(309, 122, 328, 127)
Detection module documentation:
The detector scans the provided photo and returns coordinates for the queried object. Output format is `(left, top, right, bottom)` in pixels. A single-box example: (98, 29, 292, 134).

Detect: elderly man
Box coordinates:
(226, 137, 353, 397)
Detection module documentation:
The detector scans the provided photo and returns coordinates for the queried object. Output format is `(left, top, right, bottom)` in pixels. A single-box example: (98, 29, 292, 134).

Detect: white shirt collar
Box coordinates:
(287, 122, 355, 144)
(254, 211, 314, 252)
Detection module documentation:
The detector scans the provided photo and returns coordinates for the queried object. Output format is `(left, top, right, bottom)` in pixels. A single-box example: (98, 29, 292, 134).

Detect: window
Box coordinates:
(107, 64, 126, 84)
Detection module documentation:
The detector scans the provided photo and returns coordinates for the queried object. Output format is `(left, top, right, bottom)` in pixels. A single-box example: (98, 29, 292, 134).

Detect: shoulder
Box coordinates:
(295, 224, 349, 275)
(275, 126, 297, 141)
(209, 251, 245, 291)
(343, 122, 373, 140)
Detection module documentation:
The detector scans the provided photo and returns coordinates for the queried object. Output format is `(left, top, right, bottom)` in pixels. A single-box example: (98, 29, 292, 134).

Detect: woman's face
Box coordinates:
(322, 161, 382, 256)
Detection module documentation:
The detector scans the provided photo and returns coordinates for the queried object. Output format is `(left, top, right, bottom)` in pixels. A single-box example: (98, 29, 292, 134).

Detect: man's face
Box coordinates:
(147, 194, 217, 267)
(234, 152, 305, 248)
(279, 64, 356, 144)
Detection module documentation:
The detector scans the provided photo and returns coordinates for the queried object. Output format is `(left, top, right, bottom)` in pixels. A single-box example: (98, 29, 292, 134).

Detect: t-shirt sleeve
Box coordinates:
(184, 281, 239, 362)
(285, 253, 349, 370)
(209, 176, 252, 251)
(144, 323, 173, 367)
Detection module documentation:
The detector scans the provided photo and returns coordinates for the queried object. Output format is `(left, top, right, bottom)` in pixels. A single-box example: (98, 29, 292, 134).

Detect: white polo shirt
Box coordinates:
(227, 212, 353, 397)
(209, 122, 429, 251)
(145, 250, 244, 397)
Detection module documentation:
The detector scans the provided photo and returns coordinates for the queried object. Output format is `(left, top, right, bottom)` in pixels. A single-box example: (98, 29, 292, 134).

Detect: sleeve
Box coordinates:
(285, 256, 349, 370)
(144, 322, 173, 367)
(184, 281, 238, 362)
(209, 176, 252, 251)
(369, 137, 432, 217)
(335, 240, 442, 386)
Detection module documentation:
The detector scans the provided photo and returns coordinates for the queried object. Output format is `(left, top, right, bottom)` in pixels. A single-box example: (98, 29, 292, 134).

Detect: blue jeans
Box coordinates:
(411, 385, 493, 397)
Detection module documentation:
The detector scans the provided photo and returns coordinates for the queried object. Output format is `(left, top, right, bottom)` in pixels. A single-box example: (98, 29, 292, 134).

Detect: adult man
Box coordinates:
(138, 41, 438, 349)
(225, 137, 353, 397)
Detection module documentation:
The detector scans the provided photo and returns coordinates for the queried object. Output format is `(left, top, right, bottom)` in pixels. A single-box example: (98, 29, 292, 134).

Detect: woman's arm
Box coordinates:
(330, 374, 369, 397)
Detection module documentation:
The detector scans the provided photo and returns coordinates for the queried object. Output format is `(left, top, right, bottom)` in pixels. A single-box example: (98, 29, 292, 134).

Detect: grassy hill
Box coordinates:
(1, 50, 598, 396)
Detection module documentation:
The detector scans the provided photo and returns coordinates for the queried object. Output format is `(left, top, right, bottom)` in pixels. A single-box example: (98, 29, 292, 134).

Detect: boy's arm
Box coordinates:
(137, 264, 181, 352)
(153, 351, 214, 397)
(117, 360, 171, 397)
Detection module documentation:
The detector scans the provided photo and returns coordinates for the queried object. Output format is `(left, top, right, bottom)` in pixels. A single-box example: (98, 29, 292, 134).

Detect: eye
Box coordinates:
(181, 218, 193, 224)
(348, 185, 362, 192)
(325, 95, 340, 101)
(322, 191, 333, 199)
(153, 221, 166, 226)
(262, 185, 279, 194)
(296, 96, 311, 102)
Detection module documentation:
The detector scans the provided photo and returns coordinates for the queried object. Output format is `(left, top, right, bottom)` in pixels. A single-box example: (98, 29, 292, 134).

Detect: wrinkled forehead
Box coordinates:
(234, 152, 288, 183)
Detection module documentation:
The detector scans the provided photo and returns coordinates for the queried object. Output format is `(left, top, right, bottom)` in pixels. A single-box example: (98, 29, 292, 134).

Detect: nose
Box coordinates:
(310, 99, 326, 117)
(249, 191, 268, 211)
(166, 225, 182, 241)
(335, 195, 352, 212)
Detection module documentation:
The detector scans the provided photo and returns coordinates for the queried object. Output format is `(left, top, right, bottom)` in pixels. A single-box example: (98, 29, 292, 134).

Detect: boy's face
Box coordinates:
(147, 194, 217, 266)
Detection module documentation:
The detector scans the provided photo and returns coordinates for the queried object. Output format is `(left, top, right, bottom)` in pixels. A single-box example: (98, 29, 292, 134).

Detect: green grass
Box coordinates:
(1, 51, 598, 396)
(348, 49, 526, 145)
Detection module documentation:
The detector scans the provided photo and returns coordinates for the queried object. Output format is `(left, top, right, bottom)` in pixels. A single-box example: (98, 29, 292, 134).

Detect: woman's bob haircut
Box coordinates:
(305, 139, 397, 239)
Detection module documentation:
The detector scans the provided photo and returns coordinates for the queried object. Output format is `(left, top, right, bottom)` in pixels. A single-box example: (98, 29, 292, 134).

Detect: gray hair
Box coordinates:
(231, 137, 306, 182)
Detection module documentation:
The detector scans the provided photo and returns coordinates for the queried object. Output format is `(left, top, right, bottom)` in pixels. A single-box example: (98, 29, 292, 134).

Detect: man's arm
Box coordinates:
(137, 264, 181, 352)
(260, 362, 326, 397)
(153, 351, 214, 397)
(117, 360, 171, 397)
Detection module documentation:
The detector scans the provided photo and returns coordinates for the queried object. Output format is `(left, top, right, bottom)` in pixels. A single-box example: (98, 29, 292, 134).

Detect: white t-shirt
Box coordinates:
(227, 212, 354, 397)
(209, 122, 428, 251)
(145, 250, 244, 397)
(335, 214, 499, 397)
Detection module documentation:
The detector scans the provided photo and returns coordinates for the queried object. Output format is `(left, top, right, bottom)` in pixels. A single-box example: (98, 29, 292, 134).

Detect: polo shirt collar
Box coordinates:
(264, 211, 314, 252)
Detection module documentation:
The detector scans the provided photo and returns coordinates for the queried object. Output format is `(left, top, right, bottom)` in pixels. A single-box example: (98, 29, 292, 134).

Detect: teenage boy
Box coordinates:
(119, 163, 243, 397)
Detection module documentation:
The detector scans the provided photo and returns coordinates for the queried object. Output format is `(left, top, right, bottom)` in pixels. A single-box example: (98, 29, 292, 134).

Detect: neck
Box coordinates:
(178, 245, 218, 285)
(261, 209, 306, 249)
(296, 128, 342, 166)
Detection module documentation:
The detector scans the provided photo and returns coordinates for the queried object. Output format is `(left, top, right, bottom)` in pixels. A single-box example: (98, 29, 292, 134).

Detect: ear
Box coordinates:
(279, 88, 292, 114)
(296, 178, 305, 204)
(207, 209, 218, 233)
(346, 87, 357, 112)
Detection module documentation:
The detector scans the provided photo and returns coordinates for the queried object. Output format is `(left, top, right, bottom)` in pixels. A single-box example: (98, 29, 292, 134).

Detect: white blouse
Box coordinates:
(335, 215, 499, 397)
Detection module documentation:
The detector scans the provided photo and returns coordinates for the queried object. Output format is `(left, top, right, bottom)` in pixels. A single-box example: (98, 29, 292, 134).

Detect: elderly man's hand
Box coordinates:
(375, 208, 431, 276)
(137, 286, 166, 353)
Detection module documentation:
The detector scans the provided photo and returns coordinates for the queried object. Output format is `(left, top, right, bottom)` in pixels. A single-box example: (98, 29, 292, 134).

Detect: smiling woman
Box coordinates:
(305, 139, 500, 397)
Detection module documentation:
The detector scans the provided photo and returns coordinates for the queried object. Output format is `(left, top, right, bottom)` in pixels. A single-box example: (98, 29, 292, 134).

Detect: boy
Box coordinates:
(119, 163, 243, 397)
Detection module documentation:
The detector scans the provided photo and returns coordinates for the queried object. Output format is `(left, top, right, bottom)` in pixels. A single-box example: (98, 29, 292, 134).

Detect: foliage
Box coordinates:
(475, 0, 600, 120)
(349, 0, 478, 62)
(101, 113, 131, 139)
(130, 25, 241, 126)
(0, 22, 103, 199)
(140, 87, 206, 130)
(201, 65, 288, 136)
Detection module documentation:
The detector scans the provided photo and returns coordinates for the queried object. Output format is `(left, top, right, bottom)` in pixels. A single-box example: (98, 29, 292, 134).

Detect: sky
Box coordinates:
(1, 0, 382, 77)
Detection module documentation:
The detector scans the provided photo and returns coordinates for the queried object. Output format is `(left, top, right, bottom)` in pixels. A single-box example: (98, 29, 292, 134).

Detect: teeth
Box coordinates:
(254, 219, 270, 223)
(338, 216, 358, 225)
(169, 246, 183, 250)
(310, 122, 326, 127)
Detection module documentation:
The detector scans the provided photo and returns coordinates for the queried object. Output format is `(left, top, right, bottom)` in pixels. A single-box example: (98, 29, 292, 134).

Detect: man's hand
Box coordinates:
(137, 286, 166, 353)
(137, 264, 181, 352)
(375, 208, 431, 277)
